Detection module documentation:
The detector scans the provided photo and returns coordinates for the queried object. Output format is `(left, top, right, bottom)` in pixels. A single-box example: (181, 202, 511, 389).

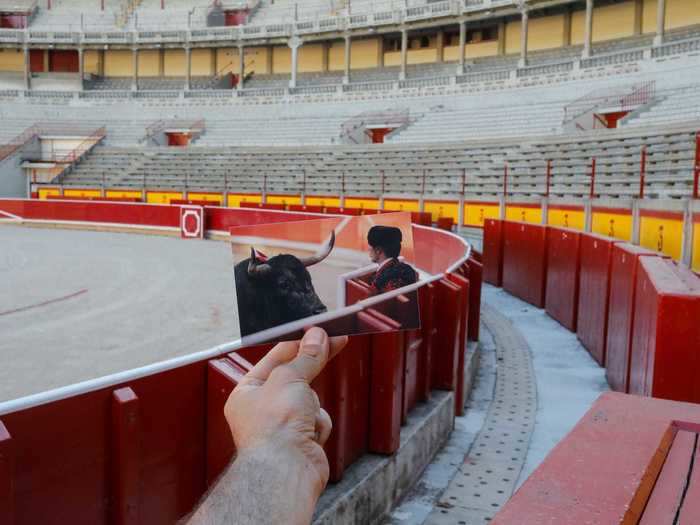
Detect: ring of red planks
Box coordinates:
(491, 392, 700, 525)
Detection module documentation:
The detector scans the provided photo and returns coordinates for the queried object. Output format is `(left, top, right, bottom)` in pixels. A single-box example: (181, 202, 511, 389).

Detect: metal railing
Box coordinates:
(0, 124, 39, 163)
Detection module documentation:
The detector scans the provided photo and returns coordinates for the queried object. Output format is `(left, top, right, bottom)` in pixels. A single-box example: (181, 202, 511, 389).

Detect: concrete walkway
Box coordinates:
(388, 284, 609, 524)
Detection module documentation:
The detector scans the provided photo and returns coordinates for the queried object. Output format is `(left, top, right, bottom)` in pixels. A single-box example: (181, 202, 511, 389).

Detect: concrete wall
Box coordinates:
(0, 137, 38, 198)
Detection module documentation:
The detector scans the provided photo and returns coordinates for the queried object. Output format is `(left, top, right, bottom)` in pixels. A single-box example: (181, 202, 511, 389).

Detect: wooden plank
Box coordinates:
(677, 434, 700, 523)
(639, 430, 696, 524)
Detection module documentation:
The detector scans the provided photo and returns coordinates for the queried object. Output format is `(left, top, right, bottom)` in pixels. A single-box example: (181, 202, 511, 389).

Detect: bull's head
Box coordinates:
(246, 231, 335, 321)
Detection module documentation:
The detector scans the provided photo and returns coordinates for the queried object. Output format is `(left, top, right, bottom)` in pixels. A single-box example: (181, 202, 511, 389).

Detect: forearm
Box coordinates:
(187, 444, 321, 525)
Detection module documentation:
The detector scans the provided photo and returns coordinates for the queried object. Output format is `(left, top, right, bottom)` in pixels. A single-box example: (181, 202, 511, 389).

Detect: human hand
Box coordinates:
(224, 328, 349, 502)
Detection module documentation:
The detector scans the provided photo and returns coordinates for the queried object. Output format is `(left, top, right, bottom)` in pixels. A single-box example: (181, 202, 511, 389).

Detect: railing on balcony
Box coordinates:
(564, 80, 657, 124)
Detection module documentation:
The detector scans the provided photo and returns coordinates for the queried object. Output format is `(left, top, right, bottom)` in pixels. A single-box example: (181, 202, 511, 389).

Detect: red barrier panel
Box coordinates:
(466, 258, 483, 341)
(576, 233, 619, 365)
(417, 283, 436, 402)
(111, 387, 141, 525)
(411, 212, 432, 226)
(448, 273, 470, 416)
(436, 217, 454, 231)
(483, 218, 504, 286)
(502, 221, 548, 308)
(605, 244, 662, 392)
(432, 279, 462, 393)
(629, 258, 700, 403)
(491, 392, 700, 525)
(0, 421, 13, 525)
(545, 227, 581, 331)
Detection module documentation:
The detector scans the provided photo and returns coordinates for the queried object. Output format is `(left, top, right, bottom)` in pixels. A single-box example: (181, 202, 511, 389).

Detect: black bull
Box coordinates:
(234, 232, 335, 337)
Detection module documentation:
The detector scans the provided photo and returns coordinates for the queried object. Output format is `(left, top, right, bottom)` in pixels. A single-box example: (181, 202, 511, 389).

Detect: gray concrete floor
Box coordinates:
(388, 283, 609, 524)
(0, 225, 239, 402)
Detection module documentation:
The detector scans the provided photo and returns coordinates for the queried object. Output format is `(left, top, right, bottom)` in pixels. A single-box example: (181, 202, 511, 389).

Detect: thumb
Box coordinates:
(284, 327, 329, 384)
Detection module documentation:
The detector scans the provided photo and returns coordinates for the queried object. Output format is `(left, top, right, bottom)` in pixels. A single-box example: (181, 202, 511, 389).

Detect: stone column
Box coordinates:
(238, 45, 245, 89)
(131, 47, 138, 91)
(399, 29, 408, 81)
(185, 45, 191, 90)
(97, 49, 105, 76)
(343, 34, 351, 84)
(583, 0, 594, 58)
(563, 7, 572, 46)
(321, 41, 329, 73)
(654, 0, 666, 46)
(497, 21, 506, 55)
(23, 46, 30, 90)
(288, 36, 302, 89)
(78, 47, 84, 88)
(519, 8, 529, 68)
(158, 48, 165, 76)
(378, 36, 385, 67)
(458, 20, 466, 74)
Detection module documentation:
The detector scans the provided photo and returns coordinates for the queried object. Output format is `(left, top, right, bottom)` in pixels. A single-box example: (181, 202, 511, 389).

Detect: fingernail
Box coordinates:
(303, 328, 326, 356)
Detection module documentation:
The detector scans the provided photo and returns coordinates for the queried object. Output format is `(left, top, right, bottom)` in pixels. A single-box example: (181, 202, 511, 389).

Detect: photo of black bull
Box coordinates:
(235, 231, 336, 337)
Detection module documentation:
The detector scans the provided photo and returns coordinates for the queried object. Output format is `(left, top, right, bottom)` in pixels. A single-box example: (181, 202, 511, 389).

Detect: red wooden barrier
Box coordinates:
(482, 218, 504, 286)
(432, 279, 462, 393)
(605, 244, 663, 392)
(436, 217, 454, 231)
(448, 273, 470, 416)
(576, 233, 618, 365)
(0, 421, 13, 525)
(502, 221, 548, 308)
(545, 227, 581, 331)
(628, 258, 700, 403)
(417, 283, 436, 401)
(111, 387, 141, 525)
(491, 392, 700, 525)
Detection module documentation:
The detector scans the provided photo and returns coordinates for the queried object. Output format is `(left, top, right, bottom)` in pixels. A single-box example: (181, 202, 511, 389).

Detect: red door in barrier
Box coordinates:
(48, 50, 79, 72)
(605, 244, 662, 392)
(432, 279, 461, 392)
(577, 233, 618, 366)
(483, 219, 504, 286)
(545, 227, 581, 332)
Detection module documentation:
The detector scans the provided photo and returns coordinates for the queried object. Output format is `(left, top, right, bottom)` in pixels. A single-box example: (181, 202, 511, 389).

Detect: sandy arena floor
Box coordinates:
(0, 225, 241, 402)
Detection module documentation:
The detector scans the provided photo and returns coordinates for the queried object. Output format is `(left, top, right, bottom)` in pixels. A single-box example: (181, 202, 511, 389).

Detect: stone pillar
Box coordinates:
(436, 29, 444, 63)
(399, 29, 408, 81)
(185, 46, 191, 90)
(458, 20, 466, 73)
(288, 36, 302, 89)
(654, 0, 666, 46)
(378, 36, 385, 67)
(583, 0, 594, 59)
(131, 47, 138, 91)
(97, 49, 105, 76)
(23, 46, 30, 90)
(266, 46, 273, 74)
(238, 45, 245, 89)
(158, 48, 165, 76)
(78, 47, 84, 87)
(210, 48, 216, 76)
(42, 49, 49, 72)
(343, 34, 351, 84)
(321, 41, 329, 73)
(519, 9, 529, 68)
(497, 21, 506, 56)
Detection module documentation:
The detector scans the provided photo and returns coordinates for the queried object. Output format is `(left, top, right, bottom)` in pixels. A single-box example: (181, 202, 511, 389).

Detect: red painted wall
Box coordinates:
(48, 50, 79, 73)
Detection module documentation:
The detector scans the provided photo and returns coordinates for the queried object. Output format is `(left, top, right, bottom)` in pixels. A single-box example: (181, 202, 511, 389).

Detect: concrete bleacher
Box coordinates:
(622, 84, 700, 128)
(57, 123, 699, 202)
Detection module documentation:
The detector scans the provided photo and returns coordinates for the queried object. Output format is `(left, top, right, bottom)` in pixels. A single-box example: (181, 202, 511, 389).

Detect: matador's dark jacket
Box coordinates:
(368, 258, 418, 295)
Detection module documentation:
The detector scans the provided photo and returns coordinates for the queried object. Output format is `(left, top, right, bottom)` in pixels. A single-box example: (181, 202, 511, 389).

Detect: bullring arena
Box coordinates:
(1, 0, 700, 523)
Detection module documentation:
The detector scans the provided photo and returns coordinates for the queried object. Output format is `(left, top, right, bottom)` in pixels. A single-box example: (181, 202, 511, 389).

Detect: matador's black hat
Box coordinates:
(367, 226, 402, 248)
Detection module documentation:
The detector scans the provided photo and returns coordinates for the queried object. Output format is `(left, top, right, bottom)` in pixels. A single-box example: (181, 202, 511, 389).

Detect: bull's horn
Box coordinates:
(248, 247, 272, 277)
(301, 230, 335, 267)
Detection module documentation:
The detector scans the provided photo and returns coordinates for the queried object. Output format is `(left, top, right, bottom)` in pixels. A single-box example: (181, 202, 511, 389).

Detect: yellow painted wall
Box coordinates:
(593, 2, 636, 42)
(352, 38, 380, 69)
(84, 50, 100, 75)
(38, 187, 61, 199)
(384, 48, 438, 66)
(642, 0, 657, 33)
(383, 199, 420, 212)
(424, 201, 458, 222)
(693, 221, 700, 272)
(639, 215, 683, 260)
(227, 193, 261, 207)
(305, 196, 340, 207)
(505, 20, 522, 54)
(547, 207, 585, 230)
(529, 14, 566, 51)
(571, 10, 585, 45)
(344, 197, 379, 210)
(328, 40, 344, 71)
(191, 48, 214, 75)
(591, 211, 633, 241)
(298, 44, 323, 73)
(105, 190, 142, 199)
(667, 0, 700, 28)
(216, 48, 238, 75)
(505, 205, 543, 224)
(273, 46, 291, 74)
(266, 194, 301, 206)
(146, 191, 183, 204)
(137, 50, 160, 77)
(104, 50, 132, 77)
(164, 49, 186, 76)
(188, 192, 223, 204)
(63, 189, 102, 198)
(0, 48, 24, 72)
(464, 203, 500, 227)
